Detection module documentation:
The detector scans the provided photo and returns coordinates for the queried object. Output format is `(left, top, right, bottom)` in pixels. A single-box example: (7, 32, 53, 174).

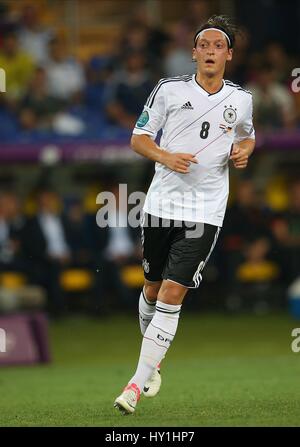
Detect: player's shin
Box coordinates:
(139, 287, 156, 335)
(129, 301, 181, 392)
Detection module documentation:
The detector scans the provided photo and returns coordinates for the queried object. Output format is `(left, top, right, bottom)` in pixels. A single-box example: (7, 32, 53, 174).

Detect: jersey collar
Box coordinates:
(192, 75, 225, 99)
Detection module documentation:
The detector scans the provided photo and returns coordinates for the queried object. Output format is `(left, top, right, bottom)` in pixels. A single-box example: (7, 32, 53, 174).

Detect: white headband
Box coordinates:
(194, 27, 232, 48)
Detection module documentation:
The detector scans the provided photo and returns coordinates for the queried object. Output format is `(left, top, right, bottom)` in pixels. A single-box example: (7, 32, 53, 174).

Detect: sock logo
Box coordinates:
(157, 333, 172, 345)
(140, 316, 151, 322)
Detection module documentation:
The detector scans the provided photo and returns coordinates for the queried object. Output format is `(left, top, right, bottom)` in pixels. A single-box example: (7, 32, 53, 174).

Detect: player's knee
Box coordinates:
(157, 281, 187, 305)
(144, 283, 160, 302)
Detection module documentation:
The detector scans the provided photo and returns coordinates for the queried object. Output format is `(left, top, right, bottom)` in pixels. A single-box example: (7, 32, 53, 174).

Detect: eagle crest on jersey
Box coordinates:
(223, 105, 237, 124)
(136, 111, 149, 128)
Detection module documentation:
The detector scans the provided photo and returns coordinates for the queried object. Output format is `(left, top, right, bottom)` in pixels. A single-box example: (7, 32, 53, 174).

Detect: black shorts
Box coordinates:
(140, 212, 220, 288)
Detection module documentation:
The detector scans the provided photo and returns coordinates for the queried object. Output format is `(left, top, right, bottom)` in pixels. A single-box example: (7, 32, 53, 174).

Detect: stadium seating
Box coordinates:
(60, 269, 94, 292)
(120, 265, 144, 289)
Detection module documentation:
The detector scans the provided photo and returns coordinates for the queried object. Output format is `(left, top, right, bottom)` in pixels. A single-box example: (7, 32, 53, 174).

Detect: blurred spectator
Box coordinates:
(97, 182, 141, 309)
(0, 2, 18, 41)
(264, 41, 294, 85)
(21, 189, 70, 317)
(18, 4, 53, 65)
(31, 188, 70, 264)
(0, 31, 35, 106)
(105, 50, 155, 129)
(246, 63, 297, 130)
(220, 179, 274, 283)
(224, 28, 251, 85)
(103, 184, 138, 263)
(237, 237, 279, 283)
(63, 197, 108, 316)
(271, 179, 300, 283)
(220, 179, 280, 312)
(124, 4, 170, 70)
(121, 22, 149, 56)
(84, 56, 114, 113)
(63, 197, 93, 267)
(44, 37, 85, 103)
(0, 191, 26, 271)
(163, 30, 196, 77)
(236, 0, 300, 54)
(232, 236, 281, 314)
(19, 67, 64, 131)
(223, 179, 272, 242)
(0, 191, 26, 239)
(174, 0, 211, 47)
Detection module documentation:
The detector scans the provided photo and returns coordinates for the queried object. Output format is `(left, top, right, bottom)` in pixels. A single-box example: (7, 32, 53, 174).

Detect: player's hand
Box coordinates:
(161, 152, 198, 174)
(230, 144, 249, 169)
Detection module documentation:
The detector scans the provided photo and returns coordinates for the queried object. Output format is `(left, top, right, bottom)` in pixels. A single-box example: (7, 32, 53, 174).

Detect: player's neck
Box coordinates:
(195, 73, 224, 95)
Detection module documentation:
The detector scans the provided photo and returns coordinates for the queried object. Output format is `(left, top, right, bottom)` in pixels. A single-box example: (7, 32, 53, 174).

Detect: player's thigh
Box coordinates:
(163, 223, 221, 289)
(141, 213, 172, 282)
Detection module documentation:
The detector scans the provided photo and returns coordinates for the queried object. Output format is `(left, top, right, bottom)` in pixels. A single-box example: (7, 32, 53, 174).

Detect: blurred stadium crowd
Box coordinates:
(0, 0, 299, 317)
(0, 177, 300, 316)
(0, 0, 299, 141)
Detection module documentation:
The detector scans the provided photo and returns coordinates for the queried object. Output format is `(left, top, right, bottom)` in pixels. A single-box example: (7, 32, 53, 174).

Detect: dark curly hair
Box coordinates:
(193, 15, 238, 49)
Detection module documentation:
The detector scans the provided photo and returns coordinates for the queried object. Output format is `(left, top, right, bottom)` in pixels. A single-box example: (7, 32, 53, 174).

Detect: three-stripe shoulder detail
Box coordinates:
(225, 80, 252, 95)
(146, 75, 193, 108)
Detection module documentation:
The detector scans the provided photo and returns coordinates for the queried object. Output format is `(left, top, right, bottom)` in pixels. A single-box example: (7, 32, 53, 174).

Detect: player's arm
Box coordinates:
(230, 137, 255, 169)
(132, 81, 197, 174)
(131, 134, 198, 174)
(231, 95, 256, 169)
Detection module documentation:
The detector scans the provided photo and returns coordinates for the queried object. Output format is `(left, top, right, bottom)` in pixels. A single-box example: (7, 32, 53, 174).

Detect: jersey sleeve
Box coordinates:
(234, 95, 255, 143)
(132, 80, 167, 140)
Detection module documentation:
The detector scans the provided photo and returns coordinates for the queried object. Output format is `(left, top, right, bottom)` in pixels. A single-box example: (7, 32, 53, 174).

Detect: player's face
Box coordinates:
(192, 29, 233, 77)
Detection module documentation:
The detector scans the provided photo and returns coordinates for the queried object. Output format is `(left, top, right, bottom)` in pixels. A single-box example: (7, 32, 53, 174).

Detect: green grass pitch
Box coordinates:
(0, 312, 300, 426)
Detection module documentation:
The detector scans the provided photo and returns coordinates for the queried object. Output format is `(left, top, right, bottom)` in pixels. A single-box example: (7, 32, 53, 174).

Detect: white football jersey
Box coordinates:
(132, 74, 255, 226)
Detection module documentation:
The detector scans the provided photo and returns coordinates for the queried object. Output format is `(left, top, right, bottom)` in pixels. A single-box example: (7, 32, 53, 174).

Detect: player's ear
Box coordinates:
(226, 48, 233, 61)
(192, 48, 196, 62)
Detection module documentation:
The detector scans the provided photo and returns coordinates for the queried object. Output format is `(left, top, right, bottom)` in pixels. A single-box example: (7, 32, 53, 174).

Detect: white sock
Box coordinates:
(129, 300, 181, 391)
(139, 287, 156, 336)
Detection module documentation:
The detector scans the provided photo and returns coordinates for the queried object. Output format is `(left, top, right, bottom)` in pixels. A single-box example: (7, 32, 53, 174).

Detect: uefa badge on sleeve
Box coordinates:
(136, 111, 149, 128)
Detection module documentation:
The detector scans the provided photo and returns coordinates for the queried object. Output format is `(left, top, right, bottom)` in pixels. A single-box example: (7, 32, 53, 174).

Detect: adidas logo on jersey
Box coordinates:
(181, 101, 193, 110)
